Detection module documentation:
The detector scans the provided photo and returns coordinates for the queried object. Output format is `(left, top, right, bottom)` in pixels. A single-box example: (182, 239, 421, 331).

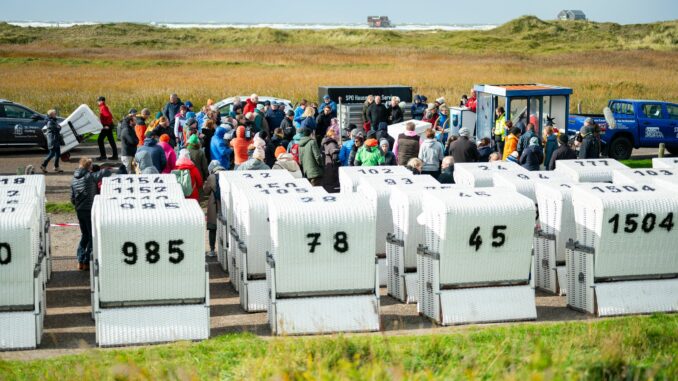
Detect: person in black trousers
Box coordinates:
(96, 96, 118, 160)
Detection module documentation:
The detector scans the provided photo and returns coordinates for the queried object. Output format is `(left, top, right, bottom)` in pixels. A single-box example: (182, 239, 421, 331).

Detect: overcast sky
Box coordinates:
(2, 0, 676, 24)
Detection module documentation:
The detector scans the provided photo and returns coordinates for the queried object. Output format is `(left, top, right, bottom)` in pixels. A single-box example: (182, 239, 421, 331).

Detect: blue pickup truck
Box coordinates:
(568, 99, 678, 160)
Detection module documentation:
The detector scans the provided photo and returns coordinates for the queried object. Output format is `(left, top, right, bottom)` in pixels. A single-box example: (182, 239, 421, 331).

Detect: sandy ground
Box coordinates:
(0, 143, 667, 361)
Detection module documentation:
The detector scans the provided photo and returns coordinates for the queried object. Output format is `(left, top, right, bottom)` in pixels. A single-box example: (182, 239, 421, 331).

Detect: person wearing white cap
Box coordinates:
(448, 127, 479, 164)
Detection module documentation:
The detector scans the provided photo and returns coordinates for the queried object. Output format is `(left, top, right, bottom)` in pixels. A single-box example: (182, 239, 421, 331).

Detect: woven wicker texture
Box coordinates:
(554, 158, 628, 183)
(99, 182, 184, 200)
(0, 176, 47, 257)
(421, 188, 535, 285)
(534, 182, 577, 262)
(612, 168, 677, 187)
(492, 171, 571, 203)
(95, 199, 206, 303)
(652, 158, 678, 169)
(390, 184, 460, 270)
(453, 161, 527, 187)
(571, 183, 678, 278)
(357, 175, 439, 255)
(232, 179, 319, 277)
(338, 166, 411, 193)
(654, 176, 678, 192)
(0, 201, 40, 307)
(269, 193, 376, 294)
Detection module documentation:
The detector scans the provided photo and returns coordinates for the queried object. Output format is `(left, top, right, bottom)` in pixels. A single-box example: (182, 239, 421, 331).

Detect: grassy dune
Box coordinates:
(0, 16, 677, 122)
(2, 315, 677, 380)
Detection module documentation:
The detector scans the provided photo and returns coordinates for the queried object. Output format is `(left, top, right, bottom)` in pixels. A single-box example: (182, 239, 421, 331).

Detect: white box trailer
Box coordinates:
(267, 193, 379, 335)
(91, 198, 209, 347)
(568, 182, 678, 316)
(0, 201, 45, 350)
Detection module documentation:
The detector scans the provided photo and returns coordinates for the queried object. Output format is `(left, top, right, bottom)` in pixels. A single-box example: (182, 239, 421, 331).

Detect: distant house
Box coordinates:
(558, 10, 587, 21)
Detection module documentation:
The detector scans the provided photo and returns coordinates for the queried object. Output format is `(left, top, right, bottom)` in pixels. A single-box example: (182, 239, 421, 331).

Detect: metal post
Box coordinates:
(659, 143, 665, 158)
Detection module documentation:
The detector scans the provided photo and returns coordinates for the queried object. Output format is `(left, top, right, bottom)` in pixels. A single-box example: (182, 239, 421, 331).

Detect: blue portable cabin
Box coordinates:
(474, 83, 573, 140)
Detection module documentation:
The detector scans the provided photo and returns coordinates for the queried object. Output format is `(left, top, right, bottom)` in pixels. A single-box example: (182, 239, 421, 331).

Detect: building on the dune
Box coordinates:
(557, 10, 587, 21)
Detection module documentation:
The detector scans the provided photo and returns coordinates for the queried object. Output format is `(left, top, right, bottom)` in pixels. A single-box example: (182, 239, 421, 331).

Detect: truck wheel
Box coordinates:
(60, 152, 71, 162)
(665, 146, 677, 156)
(608, 136, 632, 160)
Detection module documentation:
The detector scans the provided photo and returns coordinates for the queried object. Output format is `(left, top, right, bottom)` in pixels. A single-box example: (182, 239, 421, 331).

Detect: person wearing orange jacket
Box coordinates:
(174, 149, 203, 200)
(134, 109, 151, 147)
(230, 125, 252, 168)
(502, 127, 522, 160)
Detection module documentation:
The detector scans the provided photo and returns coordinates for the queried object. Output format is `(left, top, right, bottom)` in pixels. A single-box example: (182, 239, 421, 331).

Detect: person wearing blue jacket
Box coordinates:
(339, 128, 363, 166)
(135, 131, 167, 173)
(211, 126, 233, 170)
(320, 95, 337, 117)
(411, 95, 427, 120)
(293, 99, 307, 128)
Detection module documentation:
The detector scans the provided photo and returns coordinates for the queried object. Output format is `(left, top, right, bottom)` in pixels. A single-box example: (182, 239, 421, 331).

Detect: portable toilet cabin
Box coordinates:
(474, 84, 572, 141)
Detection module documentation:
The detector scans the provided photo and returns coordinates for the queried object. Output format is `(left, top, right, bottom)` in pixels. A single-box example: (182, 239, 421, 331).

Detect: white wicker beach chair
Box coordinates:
(567, 182, 678, 316)
(267, 193, 379, 335)
(418, 187, 537, 325)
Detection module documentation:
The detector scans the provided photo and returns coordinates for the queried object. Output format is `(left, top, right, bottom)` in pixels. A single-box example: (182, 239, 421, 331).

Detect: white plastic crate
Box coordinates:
(612, 168, 677, 185)
(357, 174, 439, 286)
(652, 157, 678, 169)
(453, 161, 526, 187)
(231, 178, 323, 311)
(338, 166, 411, 193)
(492, 171, 571, 203)
(218, 170, 294, 272)
(0, 201, 44, 349)
(388, 183, 459, 303)
(267, 193, 379, 334)
(418, 188, 537, 325)
(554, 158, 628, 183)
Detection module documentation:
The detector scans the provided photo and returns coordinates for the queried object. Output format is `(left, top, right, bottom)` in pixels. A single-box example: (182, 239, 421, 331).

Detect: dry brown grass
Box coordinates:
(0, 45, 676, 118)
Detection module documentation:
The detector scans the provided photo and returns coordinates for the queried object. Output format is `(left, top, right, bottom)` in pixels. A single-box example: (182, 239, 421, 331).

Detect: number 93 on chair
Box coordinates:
(417, 188, 537, 325)
(91, 198, 209, 347)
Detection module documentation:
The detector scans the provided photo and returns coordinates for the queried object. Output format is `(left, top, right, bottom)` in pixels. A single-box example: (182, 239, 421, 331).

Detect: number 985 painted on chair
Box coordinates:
(91, 198, 209, 347)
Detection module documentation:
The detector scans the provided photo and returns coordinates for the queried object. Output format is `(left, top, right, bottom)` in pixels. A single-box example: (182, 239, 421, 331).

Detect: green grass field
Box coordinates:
(2, 315, 676, 380)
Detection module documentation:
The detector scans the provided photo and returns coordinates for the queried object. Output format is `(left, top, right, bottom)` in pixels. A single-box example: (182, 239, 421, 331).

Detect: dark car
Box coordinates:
(0, 99, 54, 149)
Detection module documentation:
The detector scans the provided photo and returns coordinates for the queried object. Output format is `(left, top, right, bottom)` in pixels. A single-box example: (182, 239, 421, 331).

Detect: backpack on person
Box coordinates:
(172, 169, 193, 197)
(289, 143, 300, 164)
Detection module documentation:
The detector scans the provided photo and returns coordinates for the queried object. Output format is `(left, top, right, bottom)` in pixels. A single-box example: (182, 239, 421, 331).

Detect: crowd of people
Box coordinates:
(63, 91, 599, 270)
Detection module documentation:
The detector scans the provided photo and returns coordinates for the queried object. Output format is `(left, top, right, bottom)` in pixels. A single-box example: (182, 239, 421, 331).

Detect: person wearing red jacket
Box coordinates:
(175, 149, 204, 200)
(466, 89, 477, 113)
(96, 96, 118, 161)
(243, 94, 258, 115)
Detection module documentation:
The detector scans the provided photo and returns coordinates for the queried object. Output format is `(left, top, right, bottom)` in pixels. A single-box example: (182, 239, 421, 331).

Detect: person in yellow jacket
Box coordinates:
(502, 126, 521, 160)
(494, 107, 507, 154)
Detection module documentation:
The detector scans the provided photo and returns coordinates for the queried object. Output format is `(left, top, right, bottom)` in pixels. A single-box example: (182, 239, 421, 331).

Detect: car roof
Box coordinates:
(215, 96, 293, 106)
(614, 99, 674, 104)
